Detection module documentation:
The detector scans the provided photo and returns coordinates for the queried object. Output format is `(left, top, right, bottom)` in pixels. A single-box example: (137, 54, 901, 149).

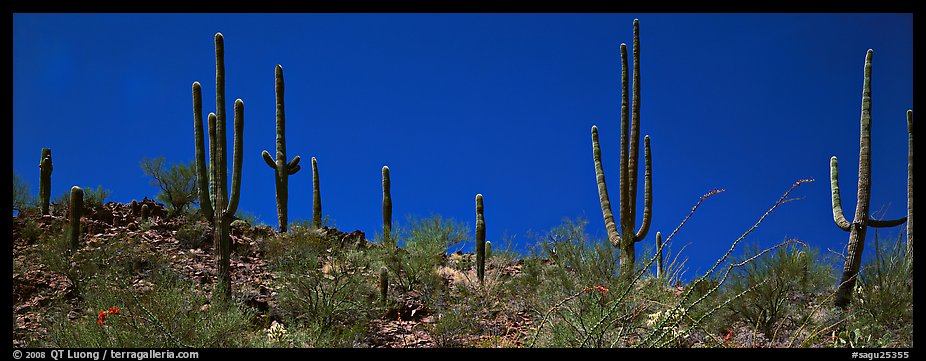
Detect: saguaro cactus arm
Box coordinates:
(193, 82, 214, 220)
(628, 19, 642, 210)
(634, 135, 652, 241)
(831, 155, 906, 230)
(226, 98, 244, 217)
(618, 42, 630, 231)
(829, 156, 853, 231)
(262, 150, 276, 169)
(592, 126, 621, 247)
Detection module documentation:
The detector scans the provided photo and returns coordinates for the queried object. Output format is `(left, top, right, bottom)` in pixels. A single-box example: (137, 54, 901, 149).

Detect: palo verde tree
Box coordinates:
(829, 49, 907, 308)
(591, 19, 653, 280)
(193, 33, 245, 301)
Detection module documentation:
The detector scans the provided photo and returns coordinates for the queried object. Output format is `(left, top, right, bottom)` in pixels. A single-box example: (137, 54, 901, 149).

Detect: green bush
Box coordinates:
(45, 268, 256, 348)
(13, 172, 33, 213)
(721, 243, 833, 341)
(385, 215, 469, 294)
(844, 231, 912, 347)
(140, 157, 199, 217)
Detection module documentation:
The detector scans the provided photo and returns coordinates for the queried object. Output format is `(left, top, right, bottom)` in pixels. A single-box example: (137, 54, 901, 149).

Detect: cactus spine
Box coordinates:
(193, 33, 245, 301)
(262, 64, 301, 233)
(591, 19, 653, 280)
(655, 231, 663, 279)
(830, 50, 907, 308)
(312, 157, 322, 229)
(476, 194, 486, 285)
(382, 166, 393, 246)
(68, 186, 83, 251)
(39, 148, 53, 215)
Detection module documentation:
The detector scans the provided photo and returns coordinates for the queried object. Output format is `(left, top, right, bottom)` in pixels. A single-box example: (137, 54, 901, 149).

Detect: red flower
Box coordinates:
(97, 306, 120, 326)
(724, 329, 733, 342)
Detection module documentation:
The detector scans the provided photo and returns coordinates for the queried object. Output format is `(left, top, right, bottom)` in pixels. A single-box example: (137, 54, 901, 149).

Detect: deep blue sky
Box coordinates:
(13, 14, 912, 277)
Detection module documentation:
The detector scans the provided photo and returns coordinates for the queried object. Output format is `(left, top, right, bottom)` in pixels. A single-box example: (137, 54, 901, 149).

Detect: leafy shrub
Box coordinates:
(845, 231, 912, 347)
(45, 268, 256, 348)
(82, 185, 111, 209)
(140, 157, 199, 217)
(385, 215, 469, 298)
(13, 172, 33, 213)
(721, 243, 833, 341)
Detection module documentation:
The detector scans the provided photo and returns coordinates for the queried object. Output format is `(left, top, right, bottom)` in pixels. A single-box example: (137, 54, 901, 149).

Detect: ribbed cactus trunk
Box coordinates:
(39, 148, 53, 215)
(907, 110, 914, 277)
(382, 166, 393, 246)
(591, 19, 653, 281)
(379, 266, 389, 304)
(830, 50, 907, 308)
(655, 231, 663, 279)
(262, 65, 301, 233)
(312, 157, 322, 229)
(476, 194, 486, 285)
(485, 240, 492, 260)
(68, 186, 83, 251)
(193, 33, 244, 301)
(141, 204, 150, 223)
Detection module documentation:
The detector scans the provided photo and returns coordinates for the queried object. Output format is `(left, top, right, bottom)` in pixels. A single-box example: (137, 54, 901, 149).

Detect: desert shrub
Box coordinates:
(13, 172, 33, 214)
(385, 215, 469, 297)
(174, 221, 212, 249)
(45, 267, 256, 348)
(82, 185, 111, 209)
(271, 235, 380, 347)
(721, 243, 833, 341)
(140, 157, 199, 217)
(842, 231, 912, 347)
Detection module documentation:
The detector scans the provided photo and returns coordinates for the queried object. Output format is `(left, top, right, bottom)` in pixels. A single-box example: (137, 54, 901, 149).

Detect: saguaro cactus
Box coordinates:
(591, 19, 653, 280)
(39, 148, 53, 215)
(379, 266, 389, 303)
(141, 204, 150, 223)
(485, 240, 493, 260)
(907, 110, 914, 276)
(476, 194, 486, 285)
(382, 166, 393, 246)
(655, 231, 663, 279)
(193, 33, 245, 301)
(312, 157, 322, 229)
(830, 50, 907, 308)
(68, 186, 83, 250)
(262, 65, 302, 233)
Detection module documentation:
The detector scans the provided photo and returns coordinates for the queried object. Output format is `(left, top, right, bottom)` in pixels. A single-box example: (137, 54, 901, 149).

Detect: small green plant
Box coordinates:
(140, 156, 199, 217)
(13, 172, 33, 214)
(81, 185, 110, 209)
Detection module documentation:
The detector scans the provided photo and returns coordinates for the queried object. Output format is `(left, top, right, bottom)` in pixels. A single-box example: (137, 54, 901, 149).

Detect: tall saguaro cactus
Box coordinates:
(262, 64, 302, 233)
(591, 19, 653, 280)
(193, 33, 245, 301)
(655, 231, 664, 279)
(830, 50, 907, 308)
(907, 110, 914, 276)
(476, 194, 486, 285)
(39, 148, 53, 215)
(68, 186, 83, 251)
(382, 166, 393, 246)
(312, 157, 322, 229)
